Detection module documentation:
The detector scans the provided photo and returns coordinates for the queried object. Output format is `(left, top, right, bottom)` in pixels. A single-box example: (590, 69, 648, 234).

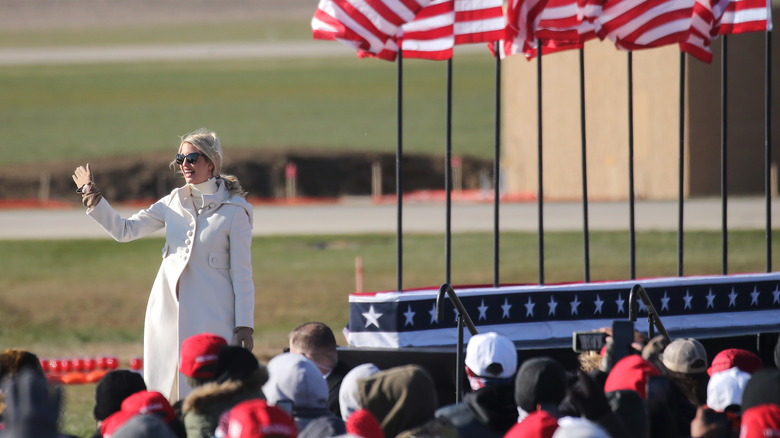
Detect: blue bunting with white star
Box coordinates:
(346, 273, 780, 348)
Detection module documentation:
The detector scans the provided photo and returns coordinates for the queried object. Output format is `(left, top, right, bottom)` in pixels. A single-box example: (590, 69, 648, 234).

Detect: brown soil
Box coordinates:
(0, 149, 492, 204)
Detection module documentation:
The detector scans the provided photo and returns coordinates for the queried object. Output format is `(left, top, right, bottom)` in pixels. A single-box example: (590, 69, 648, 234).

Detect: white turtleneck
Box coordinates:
(188, 178, 218, 210)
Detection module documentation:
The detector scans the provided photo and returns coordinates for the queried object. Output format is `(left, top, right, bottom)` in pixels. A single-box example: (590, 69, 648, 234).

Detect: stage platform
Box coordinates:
(340, 272, 780, 406)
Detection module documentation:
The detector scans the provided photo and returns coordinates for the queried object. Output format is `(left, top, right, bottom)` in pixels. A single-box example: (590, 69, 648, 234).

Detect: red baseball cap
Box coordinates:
(100, 391, 176, 437)
(219, 399, 297, 438)
(604, 355, 661, 399)
(740, 403, 780, 438)
(179, 333, 227, 379)
(707, 348, 763, 377)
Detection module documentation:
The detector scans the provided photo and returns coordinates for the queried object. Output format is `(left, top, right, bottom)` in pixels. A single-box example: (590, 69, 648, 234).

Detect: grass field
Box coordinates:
(0, 20, 501, 166)
(2, 230, 777, 436)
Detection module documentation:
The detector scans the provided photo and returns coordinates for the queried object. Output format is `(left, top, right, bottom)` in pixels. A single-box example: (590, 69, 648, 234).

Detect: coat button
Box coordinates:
(209, 203, 216, 208)
(187, 231, 193, 237)
(185, 239, 191, 245)
(184, 248, 190, 253)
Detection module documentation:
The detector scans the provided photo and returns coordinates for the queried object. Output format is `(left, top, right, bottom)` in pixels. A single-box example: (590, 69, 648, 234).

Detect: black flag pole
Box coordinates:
(493, 41, 502, 288)
(396, 48, 404, 292)
(628, 51, 636, 280)
(445, 58, 453, 285)
(537, 39, 545, 285)
(579, 47, 591, 283)
(765, 29, 772, 273)
(721, 36, 729, 275)
(678, 52, 686, 277)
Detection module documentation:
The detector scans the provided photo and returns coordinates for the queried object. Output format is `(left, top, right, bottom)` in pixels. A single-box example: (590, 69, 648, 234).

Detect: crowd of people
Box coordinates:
(1, 321, 779, 438)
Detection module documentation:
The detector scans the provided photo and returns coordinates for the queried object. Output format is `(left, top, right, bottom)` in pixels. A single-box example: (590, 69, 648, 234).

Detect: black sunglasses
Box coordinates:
(174, 152, 203, 165)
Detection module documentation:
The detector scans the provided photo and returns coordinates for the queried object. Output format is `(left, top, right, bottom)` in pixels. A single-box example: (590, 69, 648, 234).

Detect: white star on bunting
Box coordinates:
(594, 294, 604, 315)
(501, 298, 512, 319)
(525, 296, 535, 317)
(404, 306, 415, 326)
(729, 288, 738, 307)
(429, 304, 438, 324)
(615, 293, 625, 314)
(570, 295, 581, 316)
(750, 286, 760, 306)
(661, 290, 670, 312)
(548, 296, 558, 316)
(706, 288, 716, 309)
(683, 289, 693, 310)
(478, 300, 488, 321)
(362, 305, 383, 328)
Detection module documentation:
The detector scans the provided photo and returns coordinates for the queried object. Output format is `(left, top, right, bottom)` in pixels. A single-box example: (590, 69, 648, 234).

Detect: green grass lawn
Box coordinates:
(1, 229, 777, 436)
(0, 46, 500, 166)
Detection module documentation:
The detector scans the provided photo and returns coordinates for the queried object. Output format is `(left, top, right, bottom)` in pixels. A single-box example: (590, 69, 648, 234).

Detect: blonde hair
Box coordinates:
(170, 128, 247, 198)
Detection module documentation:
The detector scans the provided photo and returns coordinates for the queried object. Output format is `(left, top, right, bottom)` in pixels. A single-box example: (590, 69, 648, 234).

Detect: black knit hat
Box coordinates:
(93, 369, 147, 421)
(741, 368, 780, 412)
(514, 356, 568, 414)
(213, 345, 262, 384)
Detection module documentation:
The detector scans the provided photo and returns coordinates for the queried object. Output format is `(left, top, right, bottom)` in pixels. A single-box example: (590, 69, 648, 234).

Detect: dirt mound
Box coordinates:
(0, 149, 493, 204)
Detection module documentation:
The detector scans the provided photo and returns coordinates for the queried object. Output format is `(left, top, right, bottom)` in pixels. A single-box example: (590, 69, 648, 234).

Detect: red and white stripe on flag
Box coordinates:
(713, 0, 772, 34)
(359, 0, 505, 61)
(399, 0, 456, 60)
(312, 0, 434, 54)
(681, 0, 771, 63)
(596, 0, 697, 51)
(501, 0, 550, 57)
(453, 0, 506, 45)
(530, 0, 600, 58)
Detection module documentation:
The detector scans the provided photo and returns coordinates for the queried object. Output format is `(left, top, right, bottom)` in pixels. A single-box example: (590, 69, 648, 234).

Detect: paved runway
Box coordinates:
(0, 197, 776, 240)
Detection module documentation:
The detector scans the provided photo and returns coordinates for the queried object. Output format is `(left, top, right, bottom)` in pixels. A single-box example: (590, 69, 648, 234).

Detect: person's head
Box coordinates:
(661, 338, 709, 406)
(339, 363, 381, 421)
(288, 322, 338, 376)
(93, 369, 147, 422)
(505, 410, 559, 438)
(741, 368, 780, 412)
(464, 331, 517, 390)
(661, 338, 708, 374)
(212, 345, 268, 387)
(262, 353, 329, 419)
(111, 414, 177, 438)
(172, 128, 246, 196)
(179, 333, 227, 387)
(551, 416, 611, 438)
(214, 399, 298, 438)
(706, 367, 752, 412)
(356, 364, 437, 438)
(100, 390, 181, 438)
(0, 349, 43, 382)
(603, 355, 660, 399)
(740, 403, 780, 438)
(707, 348, 763, 377)
(514, 357, 568, 420)
(175, 128, 219, 185)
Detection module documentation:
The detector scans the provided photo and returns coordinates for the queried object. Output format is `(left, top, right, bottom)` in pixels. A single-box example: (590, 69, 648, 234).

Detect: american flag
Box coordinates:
(346, 273, 780, 348)
(497, 0, 770, 62)
(595, 0, 697, 52)
(312, 0, 434, 55)
(314, 0, 505, 61)
(681, 0, 771, 62)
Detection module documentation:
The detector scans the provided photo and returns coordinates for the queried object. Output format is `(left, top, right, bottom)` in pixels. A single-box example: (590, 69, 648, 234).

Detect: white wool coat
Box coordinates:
(87, 180, 254, 401)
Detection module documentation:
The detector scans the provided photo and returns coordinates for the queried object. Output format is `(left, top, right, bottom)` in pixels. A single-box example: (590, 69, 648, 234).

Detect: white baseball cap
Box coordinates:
(465, 332, 517, 379)
(707, 367, 752, 412)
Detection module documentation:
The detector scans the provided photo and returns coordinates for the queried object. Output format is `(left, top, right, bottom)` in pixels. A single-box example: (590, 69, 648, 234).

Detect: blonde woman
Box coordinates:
(72, 128, 255, 402)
